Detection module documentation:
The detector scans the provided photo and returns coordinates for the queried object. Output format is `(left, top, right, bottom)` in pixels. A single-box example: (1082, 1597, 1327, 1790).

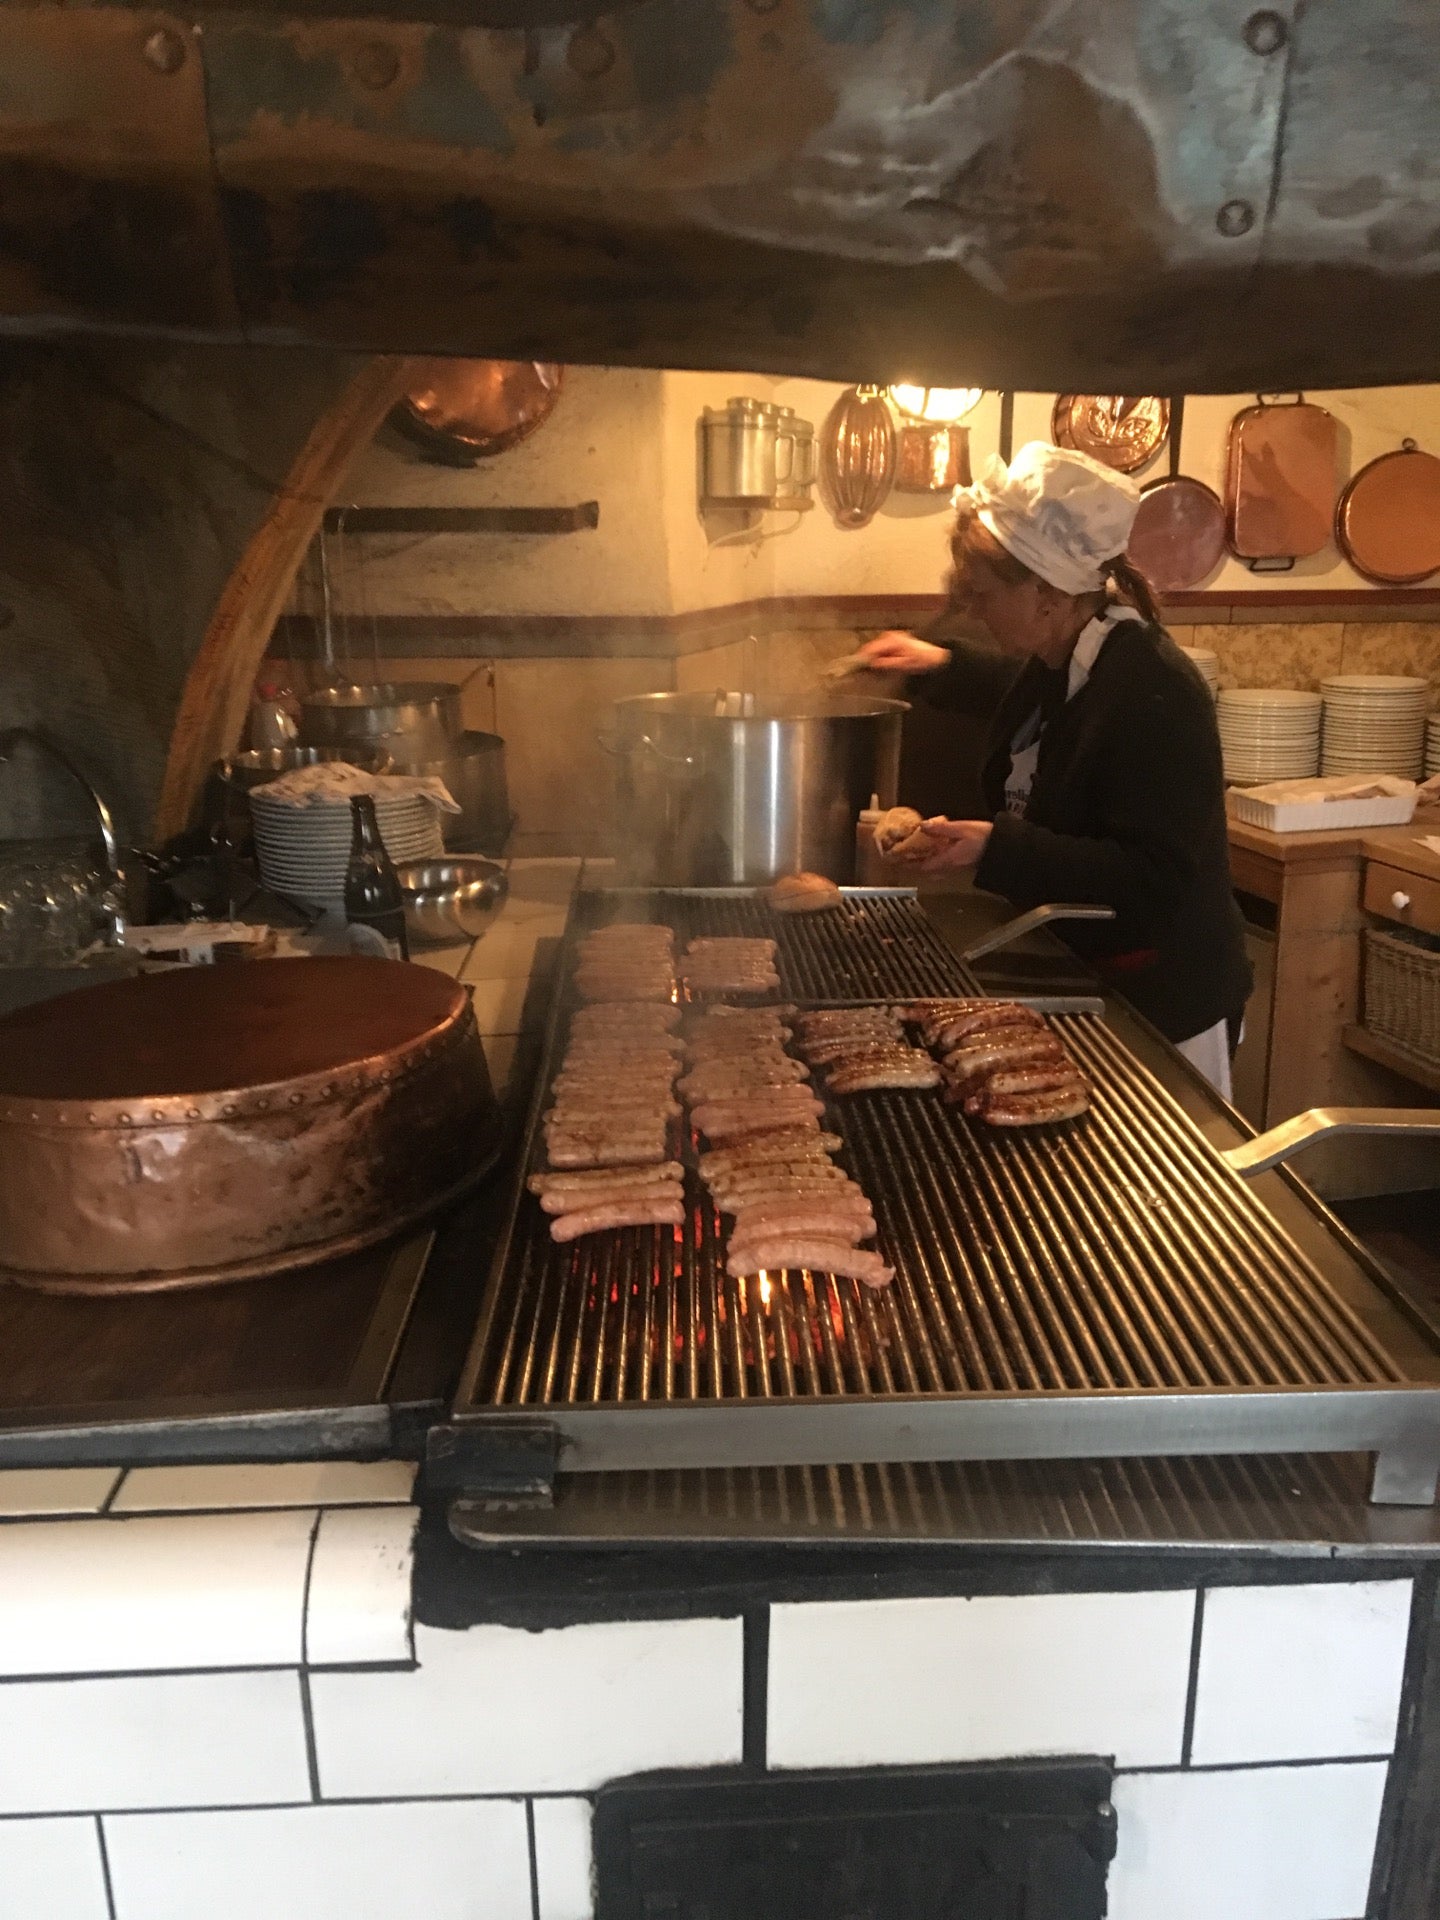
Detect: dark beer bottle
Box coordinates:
(343, 796, 409, 960)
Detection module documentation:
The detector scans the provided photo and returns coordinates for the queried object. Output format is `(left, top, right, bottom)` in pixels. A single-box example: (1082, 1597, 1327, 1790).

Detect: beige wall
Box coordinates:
(327, 373, 1440, 624)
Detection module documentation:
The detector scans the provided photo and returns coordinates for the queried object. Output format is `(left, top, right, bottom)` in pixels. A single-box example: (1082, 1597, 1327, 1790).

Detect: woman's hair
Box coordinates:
(949, 503, 1163, 628)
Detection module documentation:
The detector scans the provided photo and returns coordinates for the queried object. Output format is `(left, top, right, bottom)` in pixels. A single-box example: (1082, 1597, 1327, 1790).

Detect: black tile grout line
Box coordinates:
(299, 1512, 323, 1802)
(0, 1755, 1400, 1825)
(94, 1813, 117, 1920)
(1180, 1587, 1206, 1768)
(525, 1798, 542, 1920)
(742, 1606, 769, 1772)
(0, 1497, 417, 1526)
(0, 1658, 416, 1687)
(98, 1470, 127, 1516)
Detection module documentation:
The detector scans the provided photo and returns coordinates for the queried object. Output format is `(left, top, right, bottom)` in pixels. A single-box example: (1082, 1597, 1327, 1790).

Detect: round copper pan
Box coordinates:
(1051, 394, 1169, 474)
(0, 958, 499, 1290)
(394, 359, 563, 465)
(1128, 475, 1227, 594)
(1336, 440, 1440, 584)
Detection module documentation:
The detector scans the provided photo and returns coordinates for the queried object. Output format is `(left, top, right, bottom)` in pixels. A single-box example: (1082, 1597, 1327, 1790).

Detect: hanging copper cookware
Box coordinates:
(0, 957, 499, 1292)
(393, 359, 564, 465)
(1051, 395, 1169, 474)
(1126, 398, 1227, 595)
(821, 386, 896, 528)
(1223, 395, 1340, 570)
(1336, 439, 1440, 585)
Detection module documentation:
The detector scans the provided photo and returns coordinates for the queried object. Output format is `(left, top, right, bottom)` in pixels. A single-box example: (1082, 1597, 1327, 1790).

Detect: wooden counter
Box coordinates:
(1227, 802, 1440, 1197)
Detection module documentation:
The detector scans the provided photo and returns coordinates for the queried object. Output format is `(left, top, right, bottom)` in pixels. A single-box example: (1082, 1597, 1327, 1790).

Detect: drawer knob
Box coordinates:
(1391, 890, 1413, 912)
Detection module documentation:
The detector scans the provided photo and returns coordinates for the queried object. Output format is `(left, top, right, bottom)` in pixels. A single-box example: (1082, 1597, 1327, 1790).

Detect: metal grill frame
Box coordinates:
(443, 890, 1440, 1508)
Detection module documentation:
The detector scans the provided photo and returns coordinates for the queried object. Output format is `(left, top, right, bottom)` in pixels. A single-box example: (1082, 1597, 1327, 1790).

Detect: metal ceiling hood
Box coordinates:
(3, 0, 1440, 389)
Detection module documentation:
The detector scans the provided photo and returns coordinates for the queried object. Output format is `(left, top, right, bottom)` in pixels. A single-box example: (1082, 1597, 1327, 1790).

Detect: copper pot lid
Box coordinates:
(1051, 395, 1169, 474)
(394, 359, 564, 464)
(1128, 476, 1227, 594)
(1336, 440, 1440, 584)
(0, 956, 467, 1117)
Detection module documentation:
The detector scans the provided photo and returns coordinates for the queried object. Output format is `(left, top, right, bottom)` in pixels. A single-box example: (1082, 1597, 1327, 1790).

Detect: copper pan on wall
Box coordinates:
(1051, 395, 1169, 474)
(1336, 439, 1440, 585)
(393, 360, 564, 466)
(1127, 398, 1227, 595)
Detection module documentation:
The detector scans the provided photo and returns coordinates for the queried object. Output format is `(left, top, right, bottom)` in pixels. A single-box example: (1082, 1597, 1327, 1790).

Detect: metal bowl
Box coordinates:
(218, 746, 391, 792)
(396, 856, 508, 945)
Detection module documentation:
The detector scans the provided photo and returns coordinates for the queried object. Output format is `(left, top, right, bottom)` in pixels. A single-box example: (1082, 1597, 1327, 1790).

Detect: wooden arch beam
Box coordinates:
(153, 353, 424, 842)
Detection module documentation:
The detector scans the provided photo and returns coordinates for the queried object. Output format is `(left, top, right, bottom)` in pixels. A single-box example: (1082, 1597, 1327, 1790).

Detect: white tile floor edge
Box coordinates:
(0, 1468, 123, 1519)
(304, 1506, 418, 1667)
(111, 1461, 417, 1515)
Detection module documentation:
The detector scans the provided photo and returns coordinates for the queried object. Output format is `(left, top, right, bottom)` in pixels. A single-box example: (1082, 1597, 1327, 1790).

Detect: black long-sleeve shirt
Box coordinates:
(916, 620, 1252, 1043)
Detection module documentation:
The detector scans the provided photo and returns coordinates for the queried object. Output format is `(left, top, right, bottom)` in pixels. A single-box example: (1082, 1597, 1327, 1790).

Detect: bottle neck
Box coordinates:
(350, 795, 383, 854)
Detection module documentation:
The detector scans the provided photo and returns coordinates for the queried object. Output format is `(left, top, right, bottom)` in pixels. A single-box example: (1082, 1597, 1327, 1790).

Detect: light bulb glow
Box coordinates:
(889, 384, 984, 424)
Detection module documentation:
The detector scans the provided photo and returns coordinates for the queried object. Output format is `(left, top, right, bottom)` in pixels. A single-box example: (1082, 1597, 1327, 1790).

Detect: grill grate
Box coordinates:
(576, 888, 979, 1004)
(474, 1010, 1401, 1413)
(451, 890, 1440, 1505)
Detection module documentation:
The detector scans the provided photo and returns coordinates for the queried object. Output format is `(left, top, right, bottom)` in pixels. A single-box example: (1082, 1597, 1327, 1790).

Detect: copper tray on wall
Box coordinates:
(393, 360, 564, 466)
(1336, 439, 1440, 584)
(0, 957, 499, 1293)
(1224, 397, 1339, 566)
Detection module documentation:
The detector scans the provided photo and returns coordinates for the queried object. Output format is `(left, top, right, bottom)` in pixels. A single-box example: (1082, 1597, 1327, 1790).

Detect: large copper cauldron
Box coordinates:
(0, 957, 498, 1293)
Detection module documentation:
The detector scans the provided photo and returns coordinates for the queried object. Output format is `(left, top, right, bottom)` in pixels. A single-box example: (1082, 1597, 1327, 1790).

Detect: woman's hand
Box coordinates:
(856, 631, 951, 674)
(890, 817, 994, 873)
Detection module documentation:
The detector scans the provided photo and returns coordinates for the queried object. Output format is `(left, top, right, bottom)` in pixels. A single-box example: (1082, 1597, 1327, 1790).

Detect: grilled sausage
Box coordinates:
(981, 1084, 1090, 1127)
(549, 1198, 686, 1240)
(726, 1239, 894, 1288)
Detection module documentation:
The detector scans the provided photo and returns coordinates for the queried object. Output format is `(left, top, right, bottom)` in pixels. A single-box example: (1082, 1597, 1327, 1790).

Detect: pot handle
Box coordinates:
(595, 729, 696, 769)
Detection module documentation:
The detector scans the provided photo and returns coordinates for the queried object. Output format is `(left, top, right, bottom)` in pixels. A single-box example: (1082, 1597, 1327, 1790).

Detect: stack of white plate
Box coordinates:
(1178, 646, 1220, 699)
(1216, 688, 1322, 785)
(250, 790, 445, 909)
(1426, 712, 1440, 779)
(1320, 675, 1429, 779)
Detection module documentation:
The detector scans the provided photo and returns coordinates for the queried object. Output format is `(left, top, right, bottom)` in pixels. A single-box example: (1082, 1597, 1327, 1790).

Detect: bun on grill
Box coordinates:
(767, 871, 843, 914)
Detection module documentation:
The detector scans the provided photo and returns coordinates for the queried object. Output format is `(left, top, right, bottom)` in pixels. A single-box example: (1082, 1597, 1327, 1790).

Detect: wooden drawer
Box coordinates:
(1365, 860, 1440, 936)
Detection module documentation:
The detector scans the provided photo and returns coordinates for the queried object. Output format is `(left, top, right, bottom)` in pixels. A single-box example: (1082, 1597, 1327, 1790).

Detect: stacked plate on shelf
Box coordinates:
(1177, 645, 1220, 699)
(1426, 712, 1440, 779)
(1216, 688, 1322, 785)
(1320, 675, 1429, 779)
(249, 790, 445, 909)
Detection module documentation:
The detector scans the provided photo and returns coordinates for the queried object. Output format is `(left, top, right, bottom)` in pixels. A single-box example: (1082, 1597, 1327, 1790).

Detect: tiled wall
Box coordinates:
(0, 1452, 1419, 1920)
(1179, 618, 1440, 702)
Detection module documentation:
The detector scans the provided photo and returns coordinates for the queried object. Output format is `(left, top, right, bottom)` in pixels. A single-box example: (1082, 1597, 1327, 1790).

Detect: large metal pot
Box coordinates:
(404, 730, 511, 855)
(299, 682, 463, 771)
(607, 691, 906, 885)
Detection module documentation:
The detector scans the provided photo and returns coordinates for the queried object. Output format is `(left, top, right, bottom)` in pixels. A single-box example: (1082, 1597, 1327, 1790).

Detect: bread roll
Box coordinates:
(872, 806, 925, 856)
(767, 871, 843, 914)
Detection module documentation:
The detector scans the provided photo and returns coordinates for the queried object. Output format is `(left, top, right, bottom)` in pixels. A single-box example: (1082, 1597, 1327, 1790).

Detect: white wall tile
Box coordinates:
(1110, 1762, 1389, 1920)
(533, 1797, 594, 1920)
(468, 973, 531, 1035)
(0, 1816, 110, 1919)
(311, 1616, 743, 1797)
(768, 1591, 1195, 1771)
(0, 1510, 313, 1676)
(1191, 1580, 1412, 1765)
(304, 1506, 417, 1666)
(105, 1799, 532, 1920)
(0, 1468, 122, 1518)
(112, 1461, 415, 1514)
(0, 1669, 310, 1813)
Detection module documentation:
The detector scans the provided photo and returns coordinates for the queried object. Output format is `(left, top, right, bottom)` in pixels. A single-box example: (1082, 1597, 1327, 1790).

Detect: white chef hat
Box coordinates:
(956, 442, 1142, 594)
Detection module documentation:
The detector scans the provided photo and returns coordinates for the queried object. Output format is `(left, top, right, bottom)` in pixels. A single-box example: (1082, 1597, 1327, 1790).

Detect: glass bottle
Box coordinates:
(343, 795, 409, 960)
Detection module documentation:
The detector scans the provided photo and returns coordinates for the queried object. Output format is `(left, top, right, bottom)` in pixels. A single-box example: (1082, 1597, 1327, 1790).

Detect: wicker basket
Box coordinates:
(1364, 925, 1440, 1067)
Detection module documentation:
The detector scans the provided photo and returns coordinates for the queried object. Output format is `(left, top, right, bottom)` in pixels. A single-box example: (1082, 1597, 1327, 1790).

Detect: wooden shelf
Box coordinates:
(322, 503, 599, 536)
(1343, 1024, 1440, 1095)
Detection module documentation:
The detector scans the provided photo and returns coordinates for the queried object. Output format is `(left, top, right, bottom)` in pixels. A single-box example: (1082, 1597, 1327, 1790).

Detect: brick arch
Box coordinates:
(154, 354, 423, 841)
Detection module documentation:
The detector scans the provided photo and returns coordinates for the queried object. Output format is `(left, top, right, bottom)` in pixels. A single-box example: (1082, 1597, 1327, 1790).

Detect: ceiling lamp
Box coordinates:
(888, 385, 984, 424)
(886, 385, 984, 494)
